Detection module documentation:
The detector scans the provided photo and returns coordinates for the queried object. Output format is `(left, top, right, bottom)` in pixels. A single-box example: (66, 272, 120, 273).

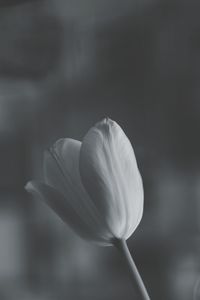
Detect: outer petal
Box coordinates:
(43, 138, 82, 200)
(44, 138, 113, 244)
(79, 118, 144, 239)
(25, 181, 111, 245)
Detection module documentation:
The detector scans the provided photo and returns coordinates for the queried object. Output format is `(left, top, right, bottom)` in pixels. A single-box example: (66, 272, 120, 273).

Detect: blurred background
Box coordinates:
(0, 0, 200, 299)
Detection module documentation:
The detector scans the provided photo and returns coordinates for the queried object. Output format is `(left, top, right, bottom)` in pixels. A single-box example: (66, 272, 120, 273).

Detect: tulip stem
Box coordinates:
(113, 239, 150, 300)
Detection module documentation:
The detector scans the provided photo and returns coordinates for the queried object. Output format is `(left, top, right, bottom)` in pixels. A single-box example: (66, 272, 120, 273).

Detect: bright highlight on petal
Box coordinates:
(25, 118, 144, 245)
(79, 118, 143, 239)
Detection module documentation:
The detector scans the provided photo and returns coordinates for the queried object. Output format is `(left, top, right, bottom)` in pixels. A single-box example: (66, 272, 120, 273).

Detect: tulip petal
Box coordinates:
(43, 138, 113, 243)
(25, 181, 111, 245)
(43, 139, 82, 200)
(79, 118, 144, 239)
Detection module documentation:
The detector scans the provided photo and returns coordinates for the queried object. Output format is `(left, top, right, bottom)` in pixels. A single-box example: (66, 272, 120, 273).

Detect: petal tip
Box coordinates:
(98, 117, 114, 125)
(24, 181, 37, 194)
(24, 181, 32, 192)
(94, 117, 117, 134)
(101, 116, 111, 122)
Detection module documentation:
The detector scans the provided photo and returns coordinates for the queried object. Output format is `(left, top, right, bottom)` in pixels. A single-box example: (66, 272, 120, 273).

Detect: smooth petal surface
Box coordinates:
(25, 181, 111, 245)
(43, 138, 82, 198)
(43, 138, 113, 244)
(79, 118, 144, 239)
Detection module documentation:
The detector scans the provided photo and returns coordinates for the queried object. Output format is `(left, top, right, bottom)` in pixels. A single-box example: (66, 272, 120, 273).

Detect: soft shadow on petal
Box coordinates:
(43, 138, 82, 199)
(46, 138, 113, 239)
(25, 181, 111, 245)
(48, 138, 81, 186)
(80, 118, 143, 238)
(44, 139, 92, 221)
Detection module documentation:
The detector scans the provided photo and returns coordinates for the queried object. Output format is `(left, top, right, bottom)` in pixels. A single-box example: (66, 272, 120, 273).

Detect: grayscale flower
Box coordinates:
(25, 118, 143, 246)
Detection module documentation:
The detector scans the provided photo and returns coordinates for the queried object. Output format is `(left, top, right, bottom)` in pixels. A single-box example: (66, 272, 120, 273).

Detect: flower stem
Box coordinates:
(113, 238, 150, 300)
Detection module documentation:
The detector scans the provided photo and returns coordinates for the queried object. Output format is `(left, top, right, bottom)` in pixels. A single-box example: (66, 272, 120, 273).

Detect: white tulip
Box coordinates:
(25, 118, 150, 299)
(26, 118, 143, 245)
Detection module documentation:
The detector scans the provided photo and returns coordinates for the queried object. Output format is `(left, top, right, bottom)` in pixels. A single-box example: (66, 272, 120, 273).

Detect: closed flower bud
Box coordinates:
(25, 118, 144, 246)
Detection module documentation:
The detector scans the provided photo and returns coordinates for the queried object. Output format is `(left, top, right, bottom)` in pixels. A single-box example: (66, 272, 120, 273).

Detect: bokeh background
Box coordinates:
(0, 0, 200, 299)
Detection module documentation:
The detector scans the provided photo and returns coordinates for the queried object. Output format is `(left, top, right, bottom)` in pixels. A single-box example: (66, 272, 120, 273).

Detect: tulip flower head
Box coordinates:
(25, 118, 144, 246)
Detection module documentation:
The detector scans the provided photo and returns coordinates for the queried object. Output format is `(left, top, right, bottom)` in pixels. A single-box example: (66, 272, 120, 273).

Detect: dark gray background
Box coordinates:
(0, 0, 199, 299)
